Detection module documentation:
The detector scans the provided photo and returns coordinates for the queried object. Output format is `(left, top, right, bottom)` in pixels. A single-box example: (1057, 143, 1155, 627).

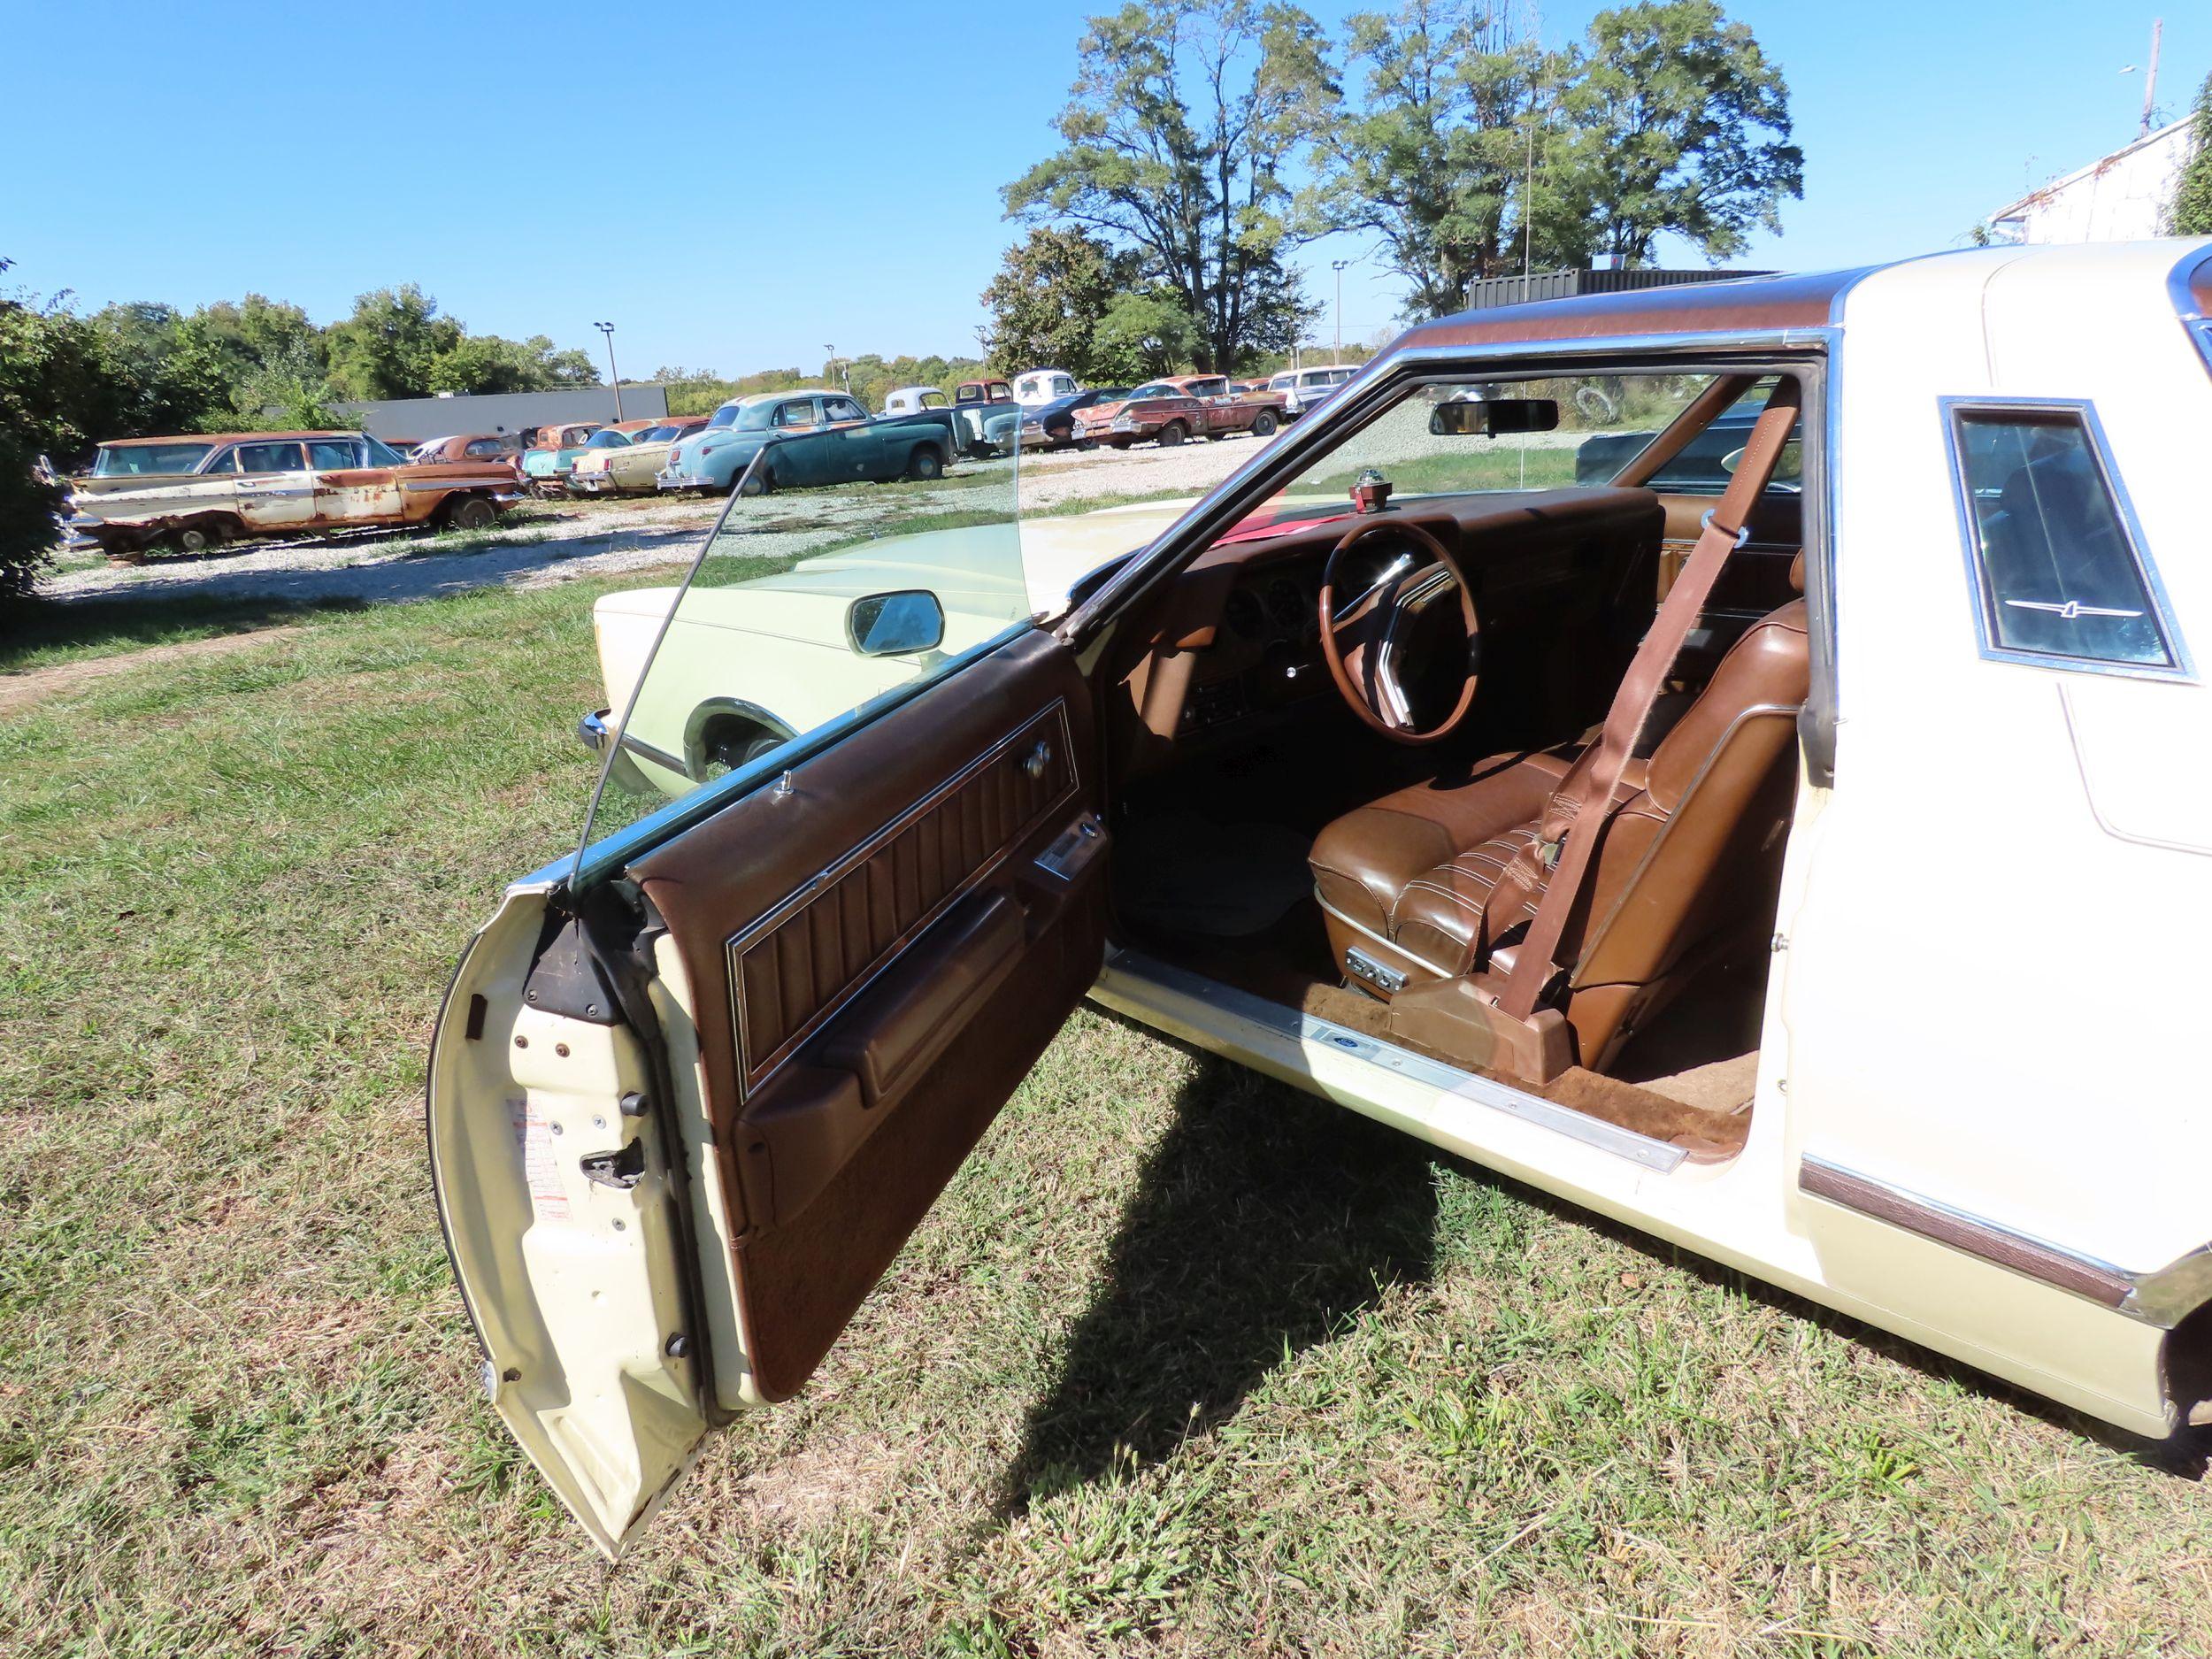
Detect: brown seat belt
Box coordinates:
(1491, 379, 1804, 1024)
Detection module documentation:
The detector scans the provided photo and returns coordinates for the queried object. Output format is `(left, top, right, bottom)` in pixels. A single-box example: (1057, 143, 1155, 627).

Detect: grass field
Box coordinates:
(4, 496, 2211, 1656)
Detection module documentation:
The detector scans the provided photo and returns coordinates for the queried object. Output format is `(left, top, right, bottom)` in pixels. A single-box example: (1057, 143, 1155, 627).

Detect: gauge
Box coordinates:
(1264, 577, 1305, 632)
(1223, 588, 1263, 639)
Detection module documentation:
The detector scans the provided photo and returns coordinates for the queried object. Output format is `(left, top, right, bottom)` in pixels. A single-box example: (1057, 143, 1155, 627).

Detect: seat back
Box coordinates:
(1558, 596, 1810, 1064)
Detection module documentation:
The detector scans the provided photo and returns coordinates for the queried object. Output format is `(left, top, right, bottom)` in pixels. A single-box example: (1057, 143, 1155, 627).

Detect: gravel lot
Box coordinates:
(35, 419, 1593, 615)
(37, 430, 1285, 612)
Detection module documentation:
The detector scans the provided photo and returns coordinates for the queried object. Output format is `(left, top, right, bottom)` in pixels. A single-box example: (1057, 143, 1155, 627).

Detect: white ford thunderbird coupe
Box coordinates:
(430, 241, 2212, 1555)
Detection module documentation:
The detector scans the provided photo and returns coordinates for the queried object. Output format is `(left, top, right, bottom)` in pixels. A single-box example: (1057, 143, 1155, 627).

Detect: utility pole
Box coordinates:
(1331, 259, 1351, 365)
(2140, 19, 2162, 139)
(824, 343, 849, 394)
(593, 322, 623, 422)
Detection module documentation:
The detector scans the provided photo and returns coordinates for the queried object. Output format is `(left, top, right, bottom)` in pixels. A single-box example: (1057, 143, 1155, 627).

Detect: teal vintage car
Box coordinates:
(659, 389, 965, 495)
(521, 423, 622, 495)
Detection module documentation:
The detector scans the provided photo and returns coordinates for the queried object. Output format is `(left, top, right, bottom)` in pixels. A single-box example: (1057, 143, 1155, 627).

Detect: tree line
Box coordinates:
(979, 0, 1802, 379)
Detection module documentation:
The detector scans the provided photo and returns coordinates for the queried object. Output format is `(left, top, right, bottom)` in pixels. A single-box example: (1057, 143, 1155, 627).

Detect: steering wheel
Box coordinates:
(1317, 518, 1481, 745)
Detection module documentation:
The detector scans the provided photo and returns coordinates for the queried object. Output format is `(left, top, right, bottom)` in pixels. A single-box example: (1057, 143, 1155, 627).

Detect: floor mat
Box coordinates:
(1116, 815, 1317, 939)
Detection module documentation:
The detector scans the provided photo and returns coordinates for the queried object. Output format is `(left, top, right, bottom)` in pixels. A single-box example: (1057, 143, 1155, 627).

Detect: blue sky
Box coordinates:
(2, 0, 2201, 378)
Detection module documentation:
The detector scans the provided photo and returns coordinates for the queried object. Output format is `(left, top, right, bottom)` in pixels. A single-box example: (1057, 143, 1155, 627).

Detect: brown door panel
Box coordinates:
(630, 628, 1106, 1401)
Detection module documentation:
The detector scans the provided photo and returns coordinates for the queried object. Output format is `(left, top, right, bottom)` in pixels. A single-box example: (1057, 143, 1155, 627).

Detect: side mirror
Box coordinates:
(1428, 397, 1561, 437)
(848, 589, 946, 657)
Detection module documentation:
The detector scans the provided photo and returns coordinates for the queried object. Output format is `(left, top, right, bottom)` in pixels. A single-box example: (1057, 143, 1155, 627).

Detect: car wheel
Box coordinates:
(1251, 411, 1279, 436)
(700, 718, 787, 776)
(446, 495, 496, 532)
(167, 522, 218, 555)
(1158, 422, 1187, 448)
(907, 444, 944, 480)
(737, 466, 773, 497)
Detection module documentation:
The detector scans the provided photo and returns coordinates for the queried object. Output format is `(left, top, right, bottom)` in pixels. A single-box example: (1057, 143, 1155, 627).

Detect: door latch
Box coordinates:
(580, 1140, 646, 1190)
(1022, 740, 1052, 780)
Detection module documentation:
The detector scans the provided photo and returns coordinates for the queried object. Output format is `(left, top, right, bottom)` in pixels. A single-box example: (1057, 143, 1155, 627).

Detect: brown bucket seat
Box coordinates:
(1308, 577, 1810, 1071)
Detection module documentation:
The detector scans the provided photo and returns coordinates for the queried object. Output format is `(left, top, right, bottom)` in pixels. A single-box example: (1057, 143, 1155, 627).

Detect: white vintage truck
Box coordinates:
(430, 240, 2212, 1556)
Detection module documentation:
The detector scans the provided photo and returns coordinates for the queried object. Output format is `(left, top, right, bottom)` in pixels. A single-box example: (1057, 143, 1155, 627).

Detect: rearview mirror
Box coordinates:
(847, 589, 946, 657)
(1428, 397, 1561, 438)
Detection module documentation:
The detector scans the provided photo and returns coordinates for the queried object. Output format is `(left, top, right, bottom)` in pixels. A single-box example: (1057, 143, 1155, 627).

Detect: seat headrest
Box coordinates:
(1788, 550, 1805, 594)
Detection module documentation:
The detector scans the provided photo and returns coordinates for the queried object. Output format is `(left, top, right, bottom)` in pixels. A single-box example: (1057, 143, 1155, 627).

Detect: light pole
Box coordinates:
(1331, 259, 1352, 365)
(593, 322, 623, 422)
(825, 343, 849, 394)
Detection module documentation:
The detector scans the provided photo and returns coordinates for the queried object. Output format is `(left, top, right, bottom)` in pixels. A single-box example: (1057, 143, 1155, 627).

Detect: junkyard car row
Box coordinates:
(64, 430, 525, 557)
(426, 240, 2212, 1557)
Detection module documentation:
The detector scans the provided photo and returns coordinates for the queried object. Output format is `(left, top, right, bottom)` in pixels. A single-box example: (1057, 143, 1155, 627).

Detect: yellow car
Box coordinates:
(567, 417, 710, 495)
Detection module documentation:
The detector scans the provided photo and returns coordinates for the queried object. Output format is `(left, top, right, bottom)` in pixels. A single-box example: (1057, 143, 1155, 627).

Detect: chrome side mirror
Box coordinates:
(848, 589, 946, 657)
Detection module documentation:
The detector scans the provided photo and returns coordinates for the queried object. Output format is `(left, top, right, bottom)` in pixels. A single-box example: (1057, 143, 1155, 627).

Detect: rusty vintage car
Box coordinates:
(65, 430, 526, 558)
(1073, 373, 1284, 448)
(410, 433, 525, 470)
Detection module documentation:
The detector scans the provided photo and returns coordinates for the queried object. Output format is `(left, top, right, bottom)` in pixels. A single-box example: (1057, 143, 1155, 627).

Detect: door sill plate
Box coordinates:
(1098, 949, 1686, 1174)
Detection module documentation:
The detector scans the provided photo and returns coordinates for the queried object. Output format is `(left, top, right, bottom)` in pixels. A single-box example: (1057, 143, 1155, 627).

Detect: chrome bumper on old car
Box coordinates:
(657, 468, 714, 491)
(63, 511, 108, 555)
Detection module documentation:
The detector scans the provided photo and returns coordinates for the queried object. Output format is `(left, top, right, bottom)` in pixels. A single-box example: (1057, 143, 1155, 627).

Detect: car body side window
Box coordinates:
(465, 440, 503, 458)
(308, 440, 361, 470)
(823, 397, 865, 423)
(236, 442, 307, 474)
(773, 399, 818, 428)
(1945, 401, 2191, 677)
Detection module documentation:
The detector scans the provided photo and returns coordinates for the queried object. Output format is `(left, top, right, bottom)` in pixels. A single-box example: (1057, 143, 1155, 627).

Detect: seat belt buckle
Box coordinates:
(1536, 832, 1564, 872)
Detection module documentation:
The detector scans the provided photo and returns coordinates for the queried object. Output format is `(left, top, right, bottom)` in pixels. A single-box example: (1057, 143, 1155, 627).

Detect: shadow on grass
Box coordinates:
(999, 1041, 1440, 1512)
(0, 589, 370, 674)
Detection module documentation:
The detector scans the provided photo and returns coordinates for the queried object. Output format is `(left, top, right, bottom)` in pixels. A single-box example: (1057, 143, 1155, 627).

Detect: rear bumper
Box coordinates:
(657, 470, 716, 491)
(567, 473, 618, 494)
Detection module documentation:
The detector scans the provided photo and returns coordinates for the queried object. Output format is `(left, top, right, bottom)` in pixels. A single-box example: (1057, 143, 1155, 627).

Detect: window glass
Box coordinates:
(308, 440, 361, 470)
(585, 430, 630, 449)
(465, 439, 503, 458)
(572, 405, 1029, 876)
(772, 400, 818, 428)
(92, 442, 219, 475)
(823, 398, 865, 423)
(364, 436, 410, 465)
(198, 448, 238, 474)
(236, 442, 307, 473)
(1130, 383, 1177, 399)
(707, 403, 744, 429)
(1263, 372, 1722, 508)
(1952, 407, 2177, 669)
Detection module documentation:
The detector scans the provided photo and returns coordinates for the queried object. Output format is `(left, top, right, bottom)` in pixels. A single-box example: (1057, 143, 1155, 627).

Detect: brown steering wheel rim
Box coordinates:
(1317, 516, 1480, 746)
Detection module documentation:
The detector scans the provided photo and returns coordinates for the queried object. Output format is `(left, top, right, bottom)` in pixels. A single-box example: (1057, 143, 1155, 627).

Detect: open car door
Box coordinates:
(427, 455, 1110, 1555)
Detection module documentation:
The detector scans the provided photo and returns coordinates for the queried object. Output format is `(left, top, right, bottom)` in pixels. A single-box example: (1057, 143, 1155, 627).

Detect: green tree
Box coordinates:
(325, 285, 463, 400)
(1309, 0, 1800, 318)
(1088, 289, 1202, 380)
(1542, 1, 1801, 268)
(0, 278, 133, 602)
(2170, 72, 2212, 236)
(1005, 0, 1333, 371)
(86, 302, 231, 434)
(1306, 3, 1564, 317)
(979, 227, 1148, 380)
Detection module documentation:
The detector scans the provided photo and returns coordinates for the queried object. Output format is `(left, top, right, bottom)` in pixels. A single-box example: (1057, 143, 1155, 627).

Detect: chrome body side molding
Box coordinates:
(1799, 1155, 2212, 1328)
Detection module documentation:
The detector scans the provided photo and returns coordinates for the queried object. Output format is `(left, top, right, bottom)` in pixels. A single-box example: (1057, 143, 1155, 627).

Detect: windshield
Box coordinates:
(572, 409, 1041, 875)
(586, 430, 629, 449)
(1257, 373, 1729, 518)
(92, 442, 218, 476)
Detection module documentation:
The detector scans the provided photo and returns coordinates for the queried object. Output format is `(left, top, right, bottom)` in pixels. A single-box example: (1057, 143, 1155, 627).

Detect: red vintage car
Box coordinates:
(1072, 373, 1285, 449)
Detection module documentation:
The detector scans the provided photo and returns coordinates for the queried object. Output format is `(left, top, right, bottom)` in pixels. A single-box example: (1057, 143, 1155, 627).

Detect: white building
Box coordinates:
(1987, 117, 2200, 244)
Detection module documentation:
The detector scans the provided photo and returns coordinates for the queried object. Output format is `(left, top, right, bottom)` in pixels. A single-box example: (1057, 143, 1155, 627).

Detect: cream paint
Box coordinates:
(428, 888, 713, 1557)
(1791, 244, 2212, 1285)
